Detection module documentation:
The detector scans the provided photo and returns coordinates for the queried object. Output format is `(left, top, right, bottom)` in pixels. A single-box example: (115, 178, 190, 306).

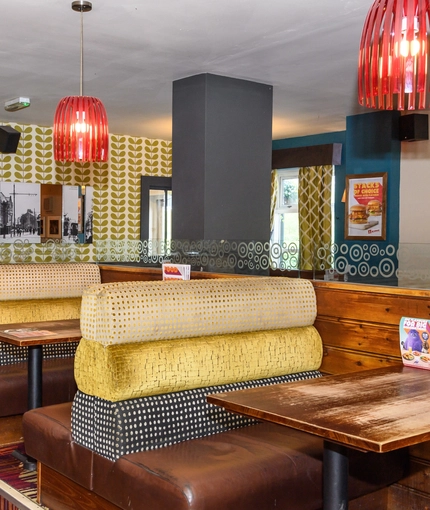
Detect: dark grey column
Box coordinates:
(172, 73, 273, 242)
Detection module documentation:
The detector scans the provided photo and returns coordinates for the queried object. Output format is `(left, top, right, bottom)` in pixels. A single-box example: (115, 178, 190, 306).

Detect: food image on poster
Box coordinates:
(366, 199, 382, 216)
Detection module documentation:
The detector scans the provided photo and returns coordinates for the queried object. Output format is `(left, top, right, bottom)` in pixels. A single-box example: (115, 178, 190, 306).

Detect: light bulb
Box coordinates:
(411, 39, 420, 57)
(400, 39, 409, 57)
(75, 121, 88, 133)
(75, 111, 87, 133)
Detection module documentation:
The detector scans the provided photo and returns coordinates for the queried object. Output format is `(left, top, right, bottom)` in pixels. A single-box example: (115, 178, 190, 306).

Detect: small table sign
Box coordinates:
(400, 317, 430, 369)
(162, 263, 191, 281)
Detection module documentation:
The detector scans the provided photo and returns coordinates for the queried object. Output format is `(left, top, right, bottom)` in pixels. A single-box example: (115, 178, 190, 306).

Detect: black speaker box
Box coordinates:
(399, 114, 429, 142)
(0, 126, 21, 153)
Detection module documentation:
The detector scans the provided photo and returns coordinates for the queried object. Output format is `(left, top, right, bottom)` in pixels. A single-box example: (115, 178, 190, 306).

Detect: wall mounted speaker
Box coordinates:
(399, 114, 429, 142)
(0, 126, 21, 153)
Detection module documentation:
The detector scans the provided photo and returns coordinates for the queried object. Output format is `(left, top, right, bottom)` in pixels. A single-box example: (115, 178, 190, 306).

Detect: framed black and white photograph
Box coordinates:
(62, 185, 80, 242)
(0, 182, 41, 242)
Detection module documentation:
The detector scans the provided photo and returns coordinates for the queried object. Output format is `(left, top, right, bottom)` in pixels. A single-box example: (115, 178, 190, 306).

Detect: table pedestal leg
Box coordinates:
(12, 345, 43, 471)
(27, 345, 42, 409)
(323, 440, 349, 510)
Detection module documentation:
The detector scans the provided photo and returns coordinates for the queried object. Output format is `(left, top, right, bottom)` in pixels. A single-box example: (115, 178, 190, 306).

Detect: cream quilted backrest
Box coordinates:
(0, 263, 101, 301)
(80, 276, 317, 346)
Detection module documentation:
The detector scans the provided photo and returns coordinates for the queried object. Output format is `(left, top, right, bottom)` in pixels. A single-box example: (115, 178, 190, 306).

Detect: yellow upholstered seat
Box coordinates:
(75, 326, 323, 401)
(0, 263, 101, 301)
(75, 277, 323, 401)
(0, 263, 101, 324)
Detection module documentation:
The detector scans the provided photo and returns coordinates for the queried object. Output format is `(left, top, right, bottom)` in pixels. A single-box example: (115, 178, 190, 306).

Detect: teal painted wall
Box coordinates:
(345, 111, 400, 248)
(272, 111, 401, 253)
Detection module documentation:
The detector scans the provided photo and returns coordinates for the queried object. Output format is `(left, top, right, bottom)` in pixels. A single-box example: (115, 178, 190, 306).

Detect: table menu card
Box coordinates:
(400, 317, 430, 369)
(2, 328, 54, 338)
(162, 263, 191, 281)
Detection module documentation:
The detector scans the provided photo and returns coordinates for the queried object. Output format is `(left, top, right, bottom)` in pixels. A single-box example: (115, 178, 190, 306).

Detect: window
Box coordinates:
(271, 168, 299, 249)
(271, 167, 335, 270)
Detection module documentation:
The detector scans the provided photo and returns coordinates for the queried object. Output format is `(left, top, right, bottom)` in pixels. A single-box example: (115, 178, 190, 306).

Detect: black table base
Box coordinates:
(14, 345, 43, 470)
(323, 440, 349, 510)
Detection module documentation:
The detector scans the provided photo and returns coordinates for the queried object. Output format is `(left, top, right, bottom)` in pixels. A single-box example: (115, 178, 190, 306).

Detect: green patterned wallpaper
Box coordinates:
(0, 121, 172, 263)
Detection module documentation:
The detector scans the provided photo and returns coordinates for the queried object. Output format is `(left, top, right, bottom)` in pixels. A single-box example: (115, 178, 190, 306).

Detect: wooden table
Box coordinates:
(0, 319, 81, 469)
(207, 365, 430, 510)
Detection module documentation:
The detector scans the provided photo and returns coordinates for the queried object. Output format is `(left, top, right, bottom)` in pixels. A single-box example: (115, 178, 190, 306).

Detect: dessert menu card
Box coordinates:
(1, 328, 54, 338)
(162, 263, 191, 281)
(400, 317, 430, 369)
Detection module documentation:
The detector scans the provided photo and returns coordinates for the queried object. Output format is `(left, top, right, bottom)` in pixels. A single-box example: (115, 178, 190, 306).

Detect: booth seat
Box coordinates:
(0, 263, 101, 416)
(23, 277, 406, 510)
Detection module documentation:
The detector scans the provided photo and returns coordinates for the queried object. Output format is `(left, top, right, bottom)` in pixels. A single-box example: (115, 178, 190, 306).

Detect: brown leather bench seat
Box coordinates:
(0, 358, 77, 417)
(23, 402, 407, 510)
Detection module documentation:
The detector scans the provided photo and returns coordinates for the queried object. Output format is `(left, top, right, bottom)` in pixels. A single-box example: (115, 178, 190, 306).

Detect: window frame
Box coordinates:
(272, 168, 299, 248)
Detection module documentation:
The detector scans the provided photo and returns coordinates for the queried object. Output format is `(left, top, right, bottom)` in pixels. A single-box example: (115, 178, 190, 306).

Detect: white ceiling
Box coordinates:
(1, 0, 375, 141)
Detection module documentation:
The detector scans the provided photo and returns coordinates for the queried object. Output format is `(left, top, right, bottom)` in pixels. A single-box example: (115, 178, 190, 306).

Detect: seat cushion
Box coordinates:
(23, 402, 94, 489)
(24, 403, 407, 510)
(0, 358, 77, 417)
(97, 423, 324, 510)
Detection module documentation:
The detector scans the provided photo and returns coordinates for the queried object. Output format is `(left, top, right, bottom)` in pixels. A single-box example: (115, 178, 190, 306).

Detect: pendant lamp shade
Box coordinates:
(358, 0, 430, 110)
(53, 95, 109, 162)
(53, 1, 109, 163)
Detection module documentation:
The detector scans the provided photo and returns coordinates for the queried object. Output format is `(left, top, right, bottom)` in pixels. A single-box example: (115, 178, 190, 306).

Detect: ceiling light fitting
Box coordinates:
(358, 0, 430, 111)
(53, 0, 109, 162)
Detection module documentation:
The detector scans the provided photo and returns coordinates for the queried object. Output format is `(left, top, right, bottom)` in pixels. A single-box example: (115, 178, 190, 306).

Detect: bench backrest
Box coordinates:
(0, 263, 100, 365)
(75, 277, 323, 401)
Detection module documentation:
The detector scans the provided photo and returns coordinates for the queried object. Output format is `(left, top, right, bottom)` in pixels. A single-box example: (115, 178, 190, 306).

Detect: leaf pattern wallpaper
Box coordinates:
(0, 121, 172, 263)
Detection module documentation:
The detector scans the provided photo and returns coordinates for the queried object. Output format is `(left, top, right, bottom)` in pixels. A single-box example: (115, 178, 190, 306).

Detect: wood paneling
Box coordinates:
(0, 415, 22, 447)
(315, 317, 399, 356)
(39, 464, 120, 510)
(387, 484, 430, 509)
(312, 281, 430, 374)
(321, 346, 399, 374)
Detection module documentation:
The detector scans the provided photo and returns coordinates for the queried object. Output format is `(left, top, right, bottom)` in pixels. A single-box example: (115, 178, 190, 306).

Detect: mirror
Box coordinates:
(0, 182, 93, 244)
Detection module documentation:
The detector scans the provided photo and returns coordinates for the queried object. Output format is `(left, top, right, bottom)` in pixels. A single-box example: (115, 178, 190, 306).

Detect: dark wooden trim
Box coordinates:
(98, 265, 249, 283)
(272, 143, 342, 169)
(39, 463, 121, 510)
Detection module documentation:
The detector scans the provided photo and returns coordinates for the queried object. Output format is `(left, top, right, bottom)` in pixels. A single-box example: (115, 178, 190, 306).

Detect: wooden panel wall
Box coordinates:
(312, 280, 430, 374)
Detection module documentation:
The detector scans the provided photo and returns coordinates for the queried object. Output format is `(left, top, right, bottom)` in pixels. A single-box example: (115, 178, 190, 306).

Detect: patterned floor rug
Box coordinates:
(0, 443, 44, 510)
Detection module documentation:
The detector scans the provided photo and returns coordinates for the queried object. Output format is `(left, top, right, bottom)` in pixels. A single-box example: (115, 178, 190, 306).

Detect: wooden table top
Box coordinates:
(207, 365, 430, 453)
(0, 319, 81, 347)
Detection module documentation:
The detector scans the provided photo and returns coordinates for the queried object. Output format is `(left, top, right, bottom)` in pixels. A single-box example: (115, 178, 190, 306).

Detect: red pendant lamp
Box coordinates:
(53, 1, 109, 162)
(358, 0, 430, 110)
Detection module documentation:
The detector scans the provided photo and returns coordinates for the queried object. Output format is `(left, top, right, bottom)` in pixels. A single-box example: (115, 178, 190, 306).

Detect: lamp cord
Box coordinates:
(80, 9, 84, 96)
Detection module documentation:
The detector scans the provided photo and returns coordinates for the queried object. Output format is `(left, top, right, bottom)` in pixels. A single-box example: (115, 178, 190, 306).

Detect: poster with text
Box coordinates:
(344, 172, 387, 240)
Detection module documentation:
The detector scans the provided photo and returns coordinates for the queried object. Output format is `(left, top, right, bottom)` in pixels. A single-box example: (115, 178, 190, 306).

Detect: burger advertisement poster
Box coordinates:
(344, 172, 387, 240)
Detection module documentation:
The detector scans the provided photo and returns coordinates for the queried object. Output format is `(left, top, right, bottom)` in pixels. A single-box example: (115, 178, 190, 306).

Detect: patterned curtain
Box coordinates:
(270, 170, 278, 234)
(298, 165, 333, 270)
